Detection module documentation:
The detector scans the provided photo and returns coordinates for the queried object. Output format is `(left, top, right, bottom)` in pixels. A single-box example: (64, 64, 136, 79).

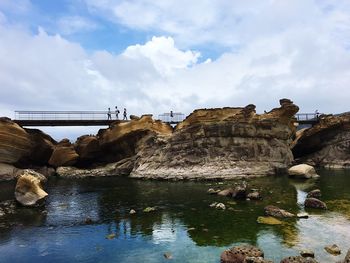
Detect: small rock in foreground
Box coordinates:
(324, 244, 341, 255)
(306, 189, 321, 199)
(15, 174, 48, 206)
(280, 256, 318, 263)
(220, 244, 264, 263)
(264, 205, 295, 218)
(300, 249, 314, 258)
(304, 198, 327, 210)
(129, 209, 136, 214)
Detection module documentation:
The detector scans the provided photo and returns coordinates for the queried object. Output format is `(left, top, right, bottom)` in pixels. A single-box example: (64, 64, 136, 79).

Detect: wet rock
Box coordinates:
(143, 207, 156, 213)
(85, 218, 93, 224)
(306, 189, 321, 199)
(300, 249, 314, 258)
(297, 212, 309, 219)
(247, 191, 262, 200)
(106, 233, 116, 240)
(232, 183, 247, 199)
(129, 209, 136, 214)
(207, 188, 220, 194)
(288, 164, 319, 179)
(304, 198, 327, 210)
(164, 252, 172, 260)
(49, 139, 79, 167)
(16, 169, 47, 183)
(215, 203, 226, 210)
(218, 188, 234, 197)
(343, 249, 350, 263)
(210, 202, 218, 207)
(324, 244, 341, 255)
(220, 244, 264, 263)
(264, 205, 295, 218)
(244, 257, 273, 263)
(280, 256, 318, 263)
(257, 216, 283, 225)
(15, 173, 48, 206)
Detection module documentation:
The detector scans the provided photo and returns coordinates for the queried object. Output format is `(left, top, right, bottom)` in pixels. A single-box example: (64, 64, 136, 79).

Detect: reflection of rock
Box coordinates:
(256, 216, 282, 225)
(56, 157, 135, 178)
(15, 173, 48, 206)
(304, 198, 327, 210)
(288, 164, 319, 179)
(306, 189, 321, 199)
(220, 244, 264, 263)
(292, 113, 350, 168)
(0, 118, 32, 164)
(132, 99, 299, 179)
(280, 256, 318, 263)
(326, 200, 350, 219)
(49, 139, 79, 167)
(264, 205, 295, 218)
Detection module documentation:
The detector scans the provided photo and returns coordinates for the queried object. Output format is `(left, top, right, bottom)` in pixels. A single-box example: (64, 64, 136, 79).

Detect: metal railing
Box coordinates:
(158, 112, 185, 123)
(14, 111, 112, 120)
(295, 113, 322, 121)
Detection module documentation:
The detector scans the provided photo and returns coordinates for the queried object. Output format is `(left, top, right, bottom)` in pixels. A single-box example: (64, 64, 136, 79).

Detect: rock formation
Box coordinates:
(49, 139, 79, 167)
(293, 113, 350, 168)
(288, 164, 319, 179)
(15, 172, 48, 206)
(131, 99, 299, 179)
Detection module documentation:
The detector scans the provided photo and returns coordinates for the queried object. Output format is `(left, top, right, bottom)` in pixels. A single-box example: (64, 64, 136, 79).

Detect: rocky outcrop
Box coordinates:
(75, 135, 101, 163)
(15, 172, 48, 206)
(0, 118, 32, 164)
(131, 99, 299, 179)
(49, 139, 79, 167)
(288, 164, 319, 179)
(293, 113, 350, 168)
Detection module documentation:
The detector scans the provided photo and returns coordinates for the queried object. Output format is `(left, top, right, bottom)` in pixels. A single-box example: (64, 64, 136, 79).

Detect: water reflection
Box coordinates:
(0, 170, 350, 262)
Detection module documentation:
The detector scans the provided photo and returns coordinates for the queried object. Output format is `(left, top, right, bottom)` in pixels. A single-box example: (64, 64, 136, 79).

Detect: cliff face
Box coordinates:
(292, 113, 350, 168)
(131, 99, 299, 179)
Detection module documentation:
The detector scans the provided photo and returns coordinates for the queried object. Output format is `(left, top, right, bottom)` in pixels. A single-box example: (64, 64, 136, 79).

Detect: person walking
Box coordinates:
(123, 108, 127, 120)
(115, 106, 120, 119)
(107, 107, 112, 120)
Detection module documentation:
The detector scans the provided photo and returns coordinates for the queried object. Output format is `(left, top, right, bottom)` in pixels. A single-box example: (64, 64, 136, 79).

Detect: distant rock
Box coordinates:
(49, 139, 79, 167)
(247, 191, 262, 200)
(207, 188, 220, 194)
(304, 198, 327, 210)
(15, 173, 48, 206)
(280, 256, 318, 263)
(215, 203, 226, 210)
(288, 164, 319, 179)
(257, 216, 283, 225)
(324, 244, 341, 255)
(143, 207, 156, 213)
(300, 249, 315, 258)
(220, 244, 264, 263)
(129, 209, 136, 215)
(306, 189, 321, 199)
(218, 188, 234, 197)
(264, 205, 295, 218)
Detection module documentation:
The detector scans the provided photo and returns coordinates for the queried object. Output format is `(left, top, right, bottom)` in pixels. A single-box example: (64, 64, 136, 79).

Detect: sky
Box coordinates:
(0, 0, 350, 140)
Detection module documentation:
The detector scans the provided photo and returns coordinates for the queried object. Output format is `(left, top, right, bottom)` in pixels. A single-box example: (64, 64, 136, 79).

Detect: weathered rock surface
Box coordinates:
(304, 198, 327, 210)
(0, 118, 32, 164)
(288, 164, 319, 179)
(0, 163, 18, 180)
(342, 249, 350, 263)
(49, 139, 79, 167)
(56, 157, 135, 178)
(293, 113, 350, 168)
(15, 173, 48, 206)
(300, 249, 314, 258)
(324, 244, 341, 255)
(74, 135, 100, 163)
(220, 245, 264, 263)
(131, 99, 299, 179)
(264, 205, 295, 218)
(280, 256, 318, 263)
(306, 189, 321, 199)
(257, 216, 283, 225)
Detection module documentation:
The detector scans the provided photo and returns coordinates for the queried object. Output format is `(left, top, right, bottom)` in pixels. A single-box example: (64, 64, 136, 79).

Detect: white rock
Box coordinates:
(288, 164, 319, 179)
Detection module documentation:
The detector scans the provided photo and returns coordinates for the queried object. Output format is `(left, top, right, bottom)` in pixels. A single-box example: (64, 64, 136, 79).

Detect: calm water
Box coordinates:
(1, 169, 350, 263)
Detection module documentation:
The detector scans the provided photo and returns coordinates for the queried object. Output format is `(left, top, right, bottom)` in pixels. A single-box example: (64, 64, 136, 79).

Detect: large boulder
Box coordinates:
(220, 245, 264, 263)
(131, 99, 299, 179)
(74, 135, 101, 163)
(292, 113, 350, 168)
(288, 164, 319, 179)
(264, 205, 295, 218)
(0, 118, 32, 164)
(304, 198, 327, 210)
(15, 173, 48, 206)
(49, 139, 79, 167)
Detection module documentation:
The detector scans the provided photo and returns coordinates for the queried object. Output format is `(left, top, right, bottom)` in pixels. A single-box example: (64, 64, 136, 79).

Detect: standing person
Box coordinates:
(315, 109, 319, 119)
(115, 106, 120, 119)
(123, 108, 127, 120)
(107, 107, 112, 120)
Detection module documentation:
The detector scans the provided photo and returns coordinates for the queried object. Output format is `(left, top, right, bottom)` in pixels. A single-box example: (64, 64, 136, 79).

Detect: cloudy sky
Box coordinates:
(0, 0, 350, 139)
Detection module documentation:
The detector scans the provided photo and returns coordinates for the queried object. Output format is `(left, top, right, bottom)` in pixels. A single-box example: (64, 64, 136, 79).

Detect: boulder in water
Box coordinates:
(304, 198, 327, 210)
(264, 205, 295, 218)
(288, 164, 319, 179)
(15, 173, 48, 206)
(220, 244, 264, 263)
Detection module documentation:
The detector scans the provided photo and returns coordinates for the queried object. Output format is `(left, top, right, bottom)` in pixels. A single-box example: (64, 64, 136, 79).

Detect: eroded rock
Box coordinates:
(264, 205, 295, 218)
(220, 244, 264, 263)
(304, 198, 327, 210)
(324, 244, 341, 255)
(288, 164, 319, 179)
(49, 139, 79, 167)
(306, 189, 321, 199)
(15, 173, 48, 206)
(280, 256, 318, 263)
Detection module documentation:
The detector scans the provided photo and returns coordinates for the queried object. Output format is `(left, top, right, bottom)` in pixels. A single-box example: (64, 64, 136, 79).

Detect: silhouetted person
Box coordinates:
(170, 110, 173, 118)
(123, 108, 127, 120)
(315, 109, 319, 119)
(115, 106, 120, 119)
(107, 107, 111, 120)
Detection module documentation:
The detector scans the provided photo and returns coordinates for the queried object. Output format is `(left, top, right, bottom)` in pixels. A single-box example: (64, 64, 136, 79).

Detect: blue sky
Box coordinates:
(0, 0, 350, 139)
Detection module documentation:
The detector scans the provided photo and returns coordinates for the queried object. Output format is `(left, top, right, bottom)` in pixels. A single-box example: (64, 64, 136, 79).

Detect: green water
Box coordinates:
(0, 169, 350, 263)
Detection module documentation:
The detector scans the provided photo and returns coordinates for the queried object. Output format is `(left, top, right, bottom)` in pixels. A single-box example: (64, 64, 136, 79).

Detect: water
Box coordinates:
(0, 169, 350, 263)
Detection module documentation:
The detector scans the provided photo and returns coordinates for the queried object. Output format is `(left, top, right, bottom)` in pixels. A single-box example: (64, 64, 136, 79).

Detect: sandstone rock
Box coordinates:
(264, 205, 295, 218)
(280, 256, 318, 263)
(257, 216, 283, 225)
(300, 249, 314, 258)
(15, 174, 48, 206)
(16, 169, 48, 182)
(130, 115, 140, 120)
(304, 198, 327, 210)
(306, 189, 321, 199)
(0, 118, 32, 164)
(0, 163, 18, 181)
(49, 139, 79, 167)
(220, 245, 264, 263)
(75, 135, 100, 162)
(131, 99, 299, 180)
(292, 113, 350, 168)
(288, 164, 319, 179)
(324, 244, 341, 255)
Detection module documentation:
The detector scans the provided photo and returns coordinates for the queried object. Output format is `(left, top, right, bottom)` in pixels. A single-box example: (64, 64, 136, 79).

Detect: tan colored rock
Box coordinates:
(288, 164, 319, 179)
(49, 139, 79, 167)
(0, 118, 32, 164)
(264, 205, 295, 218)
(0, 163, 18, 181)
(15, 173, 48, 206)
(75, 135, 100, 161)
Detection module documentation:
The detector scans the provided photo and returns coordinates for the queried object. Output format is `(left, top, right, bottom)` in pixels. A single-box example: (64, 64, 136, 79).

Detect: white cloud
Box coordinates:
(57, 16, 99, 35)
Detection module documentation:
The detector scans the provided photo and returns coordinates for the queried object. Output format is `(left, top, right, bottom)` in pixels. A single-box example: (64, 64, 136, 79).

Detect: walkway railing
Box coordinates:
(15, 111, 110, 120)
(295, 113, 321, 121)
(158, 112, 185, 123)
